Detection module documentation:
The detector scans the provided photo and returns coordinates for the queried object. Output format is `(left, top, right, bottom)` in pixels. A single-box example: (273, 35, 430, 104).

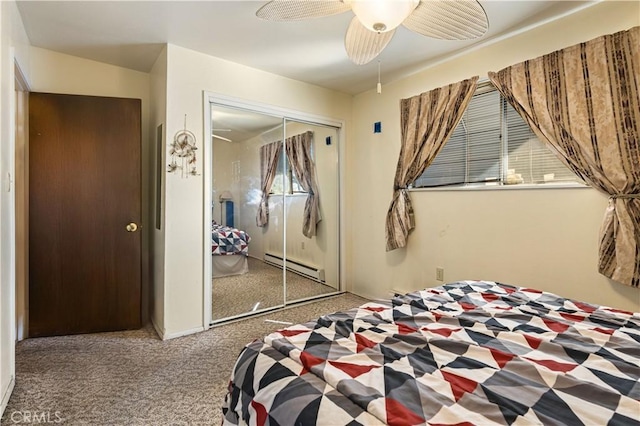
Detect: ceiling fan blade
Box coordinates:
(212, 134, 233, 143)
(345, 17, 395, 65)
(257, 1, 351, 21)
(403, 0, 488, 40)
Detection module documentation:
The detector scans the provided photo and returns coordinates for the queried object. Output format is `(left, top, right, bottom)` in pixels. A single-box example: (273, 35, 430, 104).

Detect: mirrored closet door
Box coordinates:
(209, 102, 341, 324)
(210, 105, 285, 321)
(283, 120, 339, 304)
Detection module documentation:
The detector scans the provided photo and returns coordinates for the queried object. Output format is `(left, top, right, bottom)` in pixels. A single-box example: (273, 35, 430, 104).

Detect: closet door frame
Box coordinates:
(202, 92, 345, 329)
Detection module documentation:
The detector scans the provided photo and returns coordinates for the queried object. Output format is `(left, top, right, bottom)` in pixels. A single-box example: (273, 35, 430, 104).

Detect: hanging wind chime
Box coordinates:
(168, 114, 199, 178)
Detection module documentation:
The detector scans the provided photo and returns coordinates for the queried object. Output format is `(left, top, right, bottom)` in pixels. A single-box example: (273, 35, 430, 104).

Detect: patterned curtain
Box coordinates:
(489, 26, 640, 287)
(385, 77, 478, 251)
(286, 131, 321, 238)
(256, 141, 282, 227)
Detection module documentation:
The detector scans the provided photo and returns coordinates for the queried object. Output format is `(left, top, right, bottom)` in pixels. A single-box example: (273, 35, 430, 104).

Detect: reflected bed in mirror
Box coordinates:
(211, 220, 251, 278)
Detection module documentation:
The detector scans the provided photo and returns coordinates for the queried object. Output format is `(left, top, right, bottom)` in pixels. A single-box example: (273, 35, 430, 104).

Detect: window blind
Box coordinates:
(504, 101, 577, 184)
(413, 85, 581, 188)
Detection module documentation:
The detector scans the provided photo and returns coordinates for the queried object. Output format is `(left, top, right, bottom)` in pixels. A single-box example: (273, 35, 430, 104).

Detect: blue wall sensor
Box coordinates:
(325, 136, 332, 145)
(374, 122, 382, 133)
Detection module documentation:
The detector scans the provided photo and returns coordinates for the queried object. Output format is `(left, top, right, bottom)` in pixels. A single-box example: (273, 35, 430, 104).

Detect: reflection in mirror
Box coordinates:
(211, 105, 284, 321)
(283, 120, 339, 303)
(210, 103, 342, 323)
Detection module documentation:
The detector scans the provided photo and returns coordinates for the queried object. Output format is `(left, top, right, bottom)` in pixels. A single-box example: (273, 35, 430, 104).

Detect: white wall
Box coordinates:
(162, 44, 352, 336)
(28, 46, 153, 321)
(347, 1, 640, 312)
(0, 0, 30, 416)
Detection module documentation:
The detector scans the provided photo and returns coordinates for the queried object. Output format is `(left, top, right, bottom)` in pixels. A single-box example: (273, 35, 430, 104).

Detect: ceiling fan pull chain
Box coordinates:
(377, 61, 382, 94)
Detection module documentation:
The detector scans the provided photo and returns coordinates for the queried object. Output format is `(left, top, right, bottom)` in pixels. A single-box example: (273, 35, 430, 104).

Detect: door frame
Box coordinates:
(202, 92, 346, 329)
(1, 57, 27, 419)
(14, 61, 30, 342)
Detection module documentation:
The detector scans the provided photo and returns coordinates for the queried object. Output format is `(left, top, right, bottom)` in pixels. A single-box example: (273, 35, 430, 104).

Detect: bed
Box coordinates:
(212, 221, 251, 278)
(223, 280, 639, 425)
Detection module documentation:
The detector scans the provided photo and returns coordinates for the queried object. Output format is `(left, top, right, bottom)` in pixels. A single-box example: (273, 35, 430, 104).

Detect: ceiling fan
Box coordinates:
(212, 128, 233, 143)
(256, 0, 489, 65)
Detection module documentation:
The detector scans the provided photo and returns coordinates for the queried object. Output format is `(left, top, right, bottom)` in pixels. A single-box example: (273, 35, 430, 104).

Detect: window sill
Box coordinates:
(268, 193, 308, 197)
(409, 182, 589, 192)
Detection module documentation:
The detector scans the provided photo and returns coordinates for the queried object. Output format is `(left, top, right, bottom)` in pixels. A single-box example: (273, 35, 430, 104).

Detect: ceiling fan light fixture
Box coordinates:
(347, 0, 419, 33)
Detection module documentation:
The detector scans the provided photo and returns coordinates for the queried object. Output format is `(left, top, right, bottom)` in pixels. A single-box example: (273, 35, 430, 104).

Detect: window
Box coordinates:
(270, 155, 305, 194)
(412, 83, 582, 188)
(270, 145, 311, 195)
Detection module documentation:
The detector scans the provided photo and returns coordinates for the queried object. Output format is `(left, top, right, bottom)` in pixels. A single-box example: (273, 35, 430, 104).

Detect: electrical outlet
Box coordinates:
(436, 267, 444, 281)
(301, 241, 305, 250)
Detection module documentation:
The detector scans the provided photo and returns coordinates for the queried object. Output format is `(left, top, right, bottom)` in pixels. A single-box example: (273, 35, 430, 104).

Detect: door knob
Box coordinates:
(126, 222, 138, 232)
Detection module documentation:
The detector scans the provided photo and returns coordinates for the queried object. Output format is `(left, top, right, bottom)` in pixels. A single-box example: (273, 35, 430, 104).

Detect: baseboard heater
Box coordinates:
(264, 253, 325, 283)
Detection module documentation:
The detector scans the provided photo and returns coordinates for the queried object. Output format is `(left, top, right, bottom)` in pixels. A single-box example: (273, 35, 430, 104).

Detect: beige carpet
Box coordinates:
(212, 257, 338, 321)
(1, 293, 368, 426)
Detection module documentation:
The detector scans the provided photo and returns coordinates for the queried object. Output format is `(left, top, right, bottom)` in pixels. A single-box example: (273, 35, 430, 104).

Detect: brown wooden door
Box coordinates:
(29, 93, 142, 337)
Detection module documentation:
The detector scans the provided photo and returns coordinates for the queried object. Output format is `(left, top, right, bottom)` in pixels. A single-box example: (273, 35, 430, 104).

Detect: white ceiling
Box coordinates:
(212, 104, 284, 143)
(16, 1, 596, 95)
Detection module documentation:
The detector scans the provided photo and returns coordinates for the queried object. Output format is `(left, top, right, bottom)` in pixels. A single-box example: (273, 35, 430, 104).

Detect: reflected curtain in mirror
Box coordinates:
(286, 131, 321, 238)
(488, 27, 640, 287)
(256, 141, 282, 227)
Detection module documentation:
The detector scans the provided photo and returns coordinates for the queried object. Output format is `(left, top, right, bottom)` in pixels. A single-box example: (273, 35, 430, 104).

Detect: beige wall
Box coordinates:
(149, 47, 167, 335)
(162, 44, 352, 336)
(347, 1, 640, 312)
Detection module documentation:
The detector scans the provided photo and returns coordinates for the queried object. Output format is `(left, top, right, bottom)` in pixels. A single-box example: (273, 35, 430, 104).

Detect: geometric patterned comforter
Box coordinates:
(223, 281, 640, 425)
(212, 222, 251, 256)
